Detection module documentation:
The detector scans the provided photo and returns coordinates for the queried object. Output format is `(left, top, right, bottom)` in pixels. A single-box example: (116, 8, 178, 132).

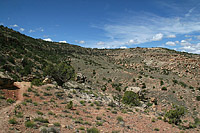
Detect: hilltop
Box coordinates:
(0, 25, 200, 133)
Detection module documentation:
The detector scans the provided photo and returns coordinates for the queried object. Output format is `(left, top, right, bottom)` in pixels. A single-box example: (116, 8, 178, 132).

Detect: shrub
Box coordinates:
(48, 111, 55, 115)
(25, 121, 36, 128)
(96, 121, 103, 126)
(122, 91, 140, 106)
(117, 116, 123, 122)
(36, 110, 44, 115)
(87, 127, 99, 133)
(66, 101, 73, 109)
(34, 117, 49, 123)
(53, 122, 61, 127)
(160, 80, 164, 86)
(44, 62, 75, 86)
(7, 98, 15, 104)
(179, 82, 187, 88)
(9, 118, 17, 124)
(101, 86, 107, 92)
(172, 80, 178, 84)
(161, 87, 167, 91)
(31, 78, 43, 86)
(96, 116, 102, 120)
(16, 112, 23, 118)
(23, 93, 29, 97)
(165, 105, 185, 125)
(196, 96, 200, 101)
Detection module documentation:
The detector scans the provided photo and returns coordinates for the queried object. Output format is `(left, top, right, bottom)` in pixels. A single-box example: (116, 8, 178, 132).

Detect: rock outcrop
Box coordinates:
(0, 72, 15, 89)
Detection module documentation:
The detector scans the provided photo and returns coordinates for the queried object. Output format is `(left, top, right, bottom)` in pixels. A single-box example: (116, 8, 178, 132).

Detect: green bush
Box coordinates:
(172, 80, 178, 84)
(9, 118, 17, 124)
(34, 117, 49, 123)
(25, 121, 36, 128)
(122, 91, 140, 106)
(179, 82, 187, 88)
(53, 122, 61, 127)
(44, 62, 75, 86)
(31, 78, 43, 86)
(7, 98, 15, 104)
(165, 105, 185, 125)
(36, 110, 44, 115)
(117, 116, 123, 122)
(87, 127, 99, 133)
(161, 87, 167, 91)
(160, 80, 164, 86)
(66, 101, 73, 109)
(196, 96, 200, 101)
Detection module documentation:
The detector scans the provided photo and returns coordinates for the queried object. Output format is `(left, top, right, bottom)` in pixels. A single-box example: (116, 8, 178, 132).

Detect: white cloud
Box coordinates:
(125, 39, 138, 45)
(152, 33, 163, 41)
(94, 8, 200, 50)
(19, 28, 24, 32)
(179, 43, 200, 54)
(10, 24, 18, 27)
(59, 41, 67, 43)
(166, 41, 176, 46)
(120, 46, 127, 49)
(167, 34, 176, 38)
(0, 22, 3, 25)
(180, 40, 191, 46)
(79, 40, 85, 44)
(175, 41, 179, 44)
(29, 29, 35, 33)
(43, 38, 53, 42)
(97, 41, 105, 45)
(75, 40, 85, 44)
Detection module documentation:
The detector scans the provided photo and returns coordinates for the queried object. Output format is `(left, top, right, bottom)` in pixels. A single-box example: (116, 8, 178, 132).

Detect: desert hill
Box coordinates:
(0, 25, 200, 132)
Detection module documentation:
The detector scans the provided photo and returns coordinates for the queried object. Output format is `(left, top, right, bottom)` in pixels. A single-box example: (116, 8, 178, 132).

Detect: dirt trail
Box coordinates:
(0, 82, 31, 133)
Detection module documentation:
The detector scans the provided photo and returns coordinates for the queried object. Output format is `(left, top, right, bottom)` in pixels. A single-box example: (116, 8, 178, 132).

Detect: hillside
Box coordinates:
(0, 25, 200, 133)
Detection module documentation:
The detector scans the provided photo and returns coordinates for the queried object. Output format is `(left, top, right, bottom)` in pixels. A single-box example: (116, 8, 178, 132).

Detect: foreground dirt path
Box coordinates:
(0, 82, 31, 133)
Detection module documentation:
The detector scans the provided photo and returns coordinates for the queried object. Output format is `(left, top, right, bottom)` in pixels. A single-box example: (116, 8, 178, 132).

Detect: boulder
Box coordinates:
(76, 73, 86, 83)
(0, 72, 15, 89)
(126, 86, 141, 94)
(63, 81, 80, 89)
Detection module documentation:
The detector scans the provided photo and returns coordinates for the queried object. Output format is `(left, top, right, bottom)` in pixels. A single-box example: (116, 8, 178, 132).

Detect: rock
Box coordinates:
(43, 76, 52, 84)
(126, 86, 141, 94)
(76, 73, 86, 83)
(0, 72, 15, 89)
(49, 127, 60, 133)
(63, 81, 80, 89)
(119, 121, 125, 127)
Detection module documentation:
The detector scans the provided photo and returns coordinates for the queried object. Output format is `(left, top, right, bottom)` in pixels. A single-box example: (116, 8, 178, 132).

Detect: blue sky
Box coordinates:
(1, 0, 200, 54)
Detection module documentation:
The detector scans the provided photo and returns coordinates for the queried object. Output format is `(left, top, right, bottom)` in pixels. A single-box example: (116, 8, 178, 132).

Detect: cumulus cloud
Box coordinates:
(29, 29, 35, 33)
(43, 38, 53, 42)
(97, 41, 105, 45)
(180, 43, 200, 54)
(59, 41, 67, 43)
(167, 34, 176, 38)
(180, 40, 191, 46)
(93, 6, 200, 50)
(19, 28, 24, 32)
(79, 40, 85, 44)
(120, 46, 127, 49)
(75, 40, 85, 44)
(166, 41, 176, 46)
(175, 41, 179, 44)
(10, 24, 18, 27)
(152, 33, 164, 41)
